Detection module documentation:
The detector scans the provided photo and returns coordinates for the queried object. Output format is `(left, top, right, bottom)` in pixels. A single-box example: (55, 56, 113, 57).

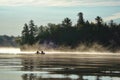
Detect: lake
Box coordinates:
(0, 53, 120, 80)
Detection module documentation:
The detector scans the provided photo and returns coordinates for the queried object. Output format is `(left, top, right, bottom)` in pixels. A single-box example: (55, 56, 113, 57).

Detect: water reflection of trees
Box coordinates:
(21, 57, 46, 71)
(21, 58, 35, 71)
(21, 58, 120, 80)
(22, 74, 36, 80)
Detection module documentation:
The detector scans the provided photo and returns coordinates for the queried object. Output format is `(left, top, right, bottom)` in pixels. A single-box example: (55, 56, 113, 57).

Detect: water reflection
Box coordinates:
(19, 54, 120, 80)
(22, 73, 78, 80)
(22, 59, 34, 71)
(1, 54, 120, 80)
(22, 74, 36, 80)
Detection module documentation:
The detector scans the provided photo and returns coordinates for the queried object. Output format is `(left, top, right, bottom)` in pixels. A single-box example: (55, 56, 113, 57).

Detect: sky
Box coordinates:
(0, 0, 120, 36)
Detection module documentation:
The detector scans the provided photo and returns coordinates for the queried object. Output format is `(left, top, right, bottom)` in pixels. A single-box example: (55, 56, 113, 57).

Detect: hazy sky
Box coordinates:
(0, 0, 120, 36)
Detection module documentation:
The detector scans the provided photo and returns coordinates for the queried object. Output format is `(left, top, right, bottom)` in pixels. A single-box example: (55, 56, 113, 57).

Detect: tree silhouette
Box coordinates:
(29, 20, 36, 45)
(95, 16, 103, 26)
(77, 12, 84, 26)
(21, 20, 36, 45)
(21, 23, 29, 45)
(62, 17, 72, 27)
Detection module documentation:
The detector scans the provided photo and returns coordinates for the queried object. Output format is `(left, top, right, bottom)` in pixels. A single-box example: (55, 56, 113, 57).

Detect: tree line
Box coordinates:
(20, 12, 120, 51)
(0, 35, 18, 47)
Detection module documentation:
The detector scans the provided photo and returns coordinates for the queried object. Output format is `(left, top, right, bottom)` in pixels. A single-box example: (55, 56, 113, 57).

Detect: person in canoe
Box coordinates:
(41, 51, 45, 55)
(36, 50, 45, 55)
(36, 51, 40, 54)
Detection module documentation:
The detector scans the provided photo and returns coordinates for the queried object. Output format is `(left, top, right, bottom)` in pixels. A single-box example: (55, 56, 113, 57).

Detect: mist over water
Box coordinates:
(0, 47, 118, 55)
(0, 47, 21, 54)
(0, 47, 35, 54)
(20, 43, 116, 54)
(0, 47, 103, 54)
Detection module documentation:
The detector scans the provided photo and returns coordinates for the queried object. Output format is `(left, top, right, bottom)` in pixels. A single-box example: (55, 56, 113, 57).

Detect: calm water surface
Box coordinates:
(0, 53, 120, 80)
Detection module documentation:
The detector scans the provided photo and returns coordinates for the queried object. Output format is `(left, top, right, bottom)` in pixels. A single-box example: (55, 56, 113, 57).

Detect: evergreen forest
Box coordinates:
(21, 12, 120, 51)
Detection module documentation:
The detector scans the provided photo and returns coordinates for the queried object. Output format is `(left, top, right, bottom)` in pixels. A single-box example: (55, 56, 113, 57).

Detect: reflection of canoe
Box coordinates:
(36, 51, 45, 55)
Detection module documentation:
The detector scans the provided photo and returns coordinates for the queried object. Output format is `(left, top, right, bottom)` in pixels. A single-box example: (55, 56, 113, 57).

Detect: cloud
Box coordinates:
(0, 0, 120, 7)
(103, 12, 120, 21)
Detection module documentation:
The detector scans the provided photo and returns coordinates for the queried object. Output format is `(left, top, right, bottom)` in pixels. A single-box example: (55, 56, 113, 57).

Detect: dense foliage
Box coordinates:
(21, 12, 120, 51)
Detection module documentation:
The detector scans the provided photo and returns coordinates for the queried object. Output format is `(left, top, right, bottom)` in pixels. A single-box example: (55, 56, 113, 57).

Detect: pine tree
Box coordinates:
(29, 20, 36, 45)
(21, 23, 29, 44)
(62, 17, 72, 27)
(95, 16, 103, 26)
(77, 12, 84, 26)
